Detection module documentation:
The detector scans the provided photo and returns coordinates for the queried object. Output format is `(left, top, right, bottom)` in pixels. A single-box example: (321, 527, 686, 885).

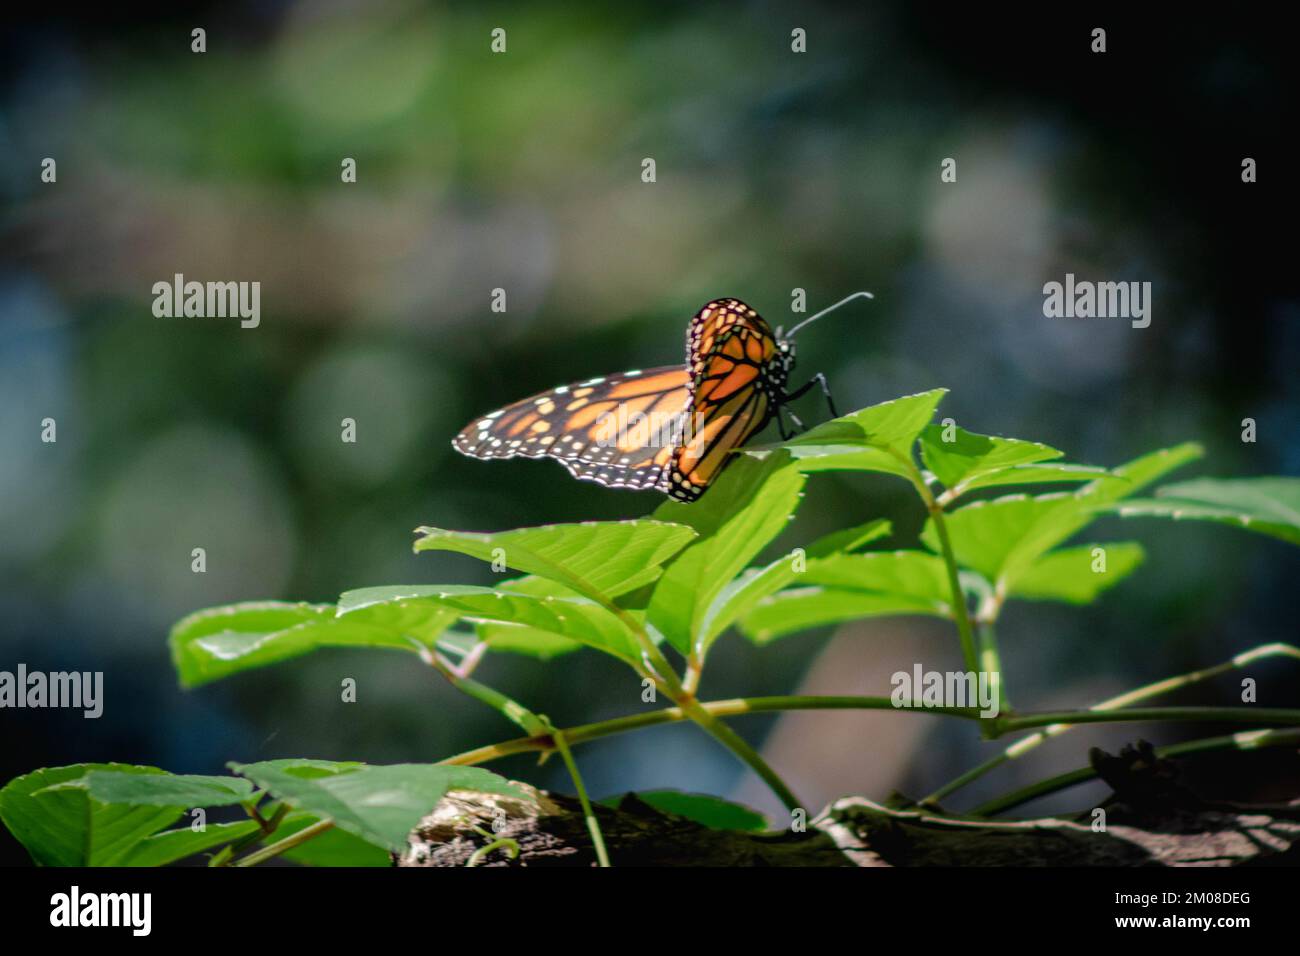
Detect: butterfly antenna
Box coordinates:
(785, 291, 875, 339)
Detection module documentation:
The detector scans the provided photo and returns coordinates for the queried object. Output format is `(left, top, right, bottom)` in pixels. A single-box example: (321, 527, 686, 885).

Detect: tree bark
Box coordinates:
(398, 743, 1300, 867)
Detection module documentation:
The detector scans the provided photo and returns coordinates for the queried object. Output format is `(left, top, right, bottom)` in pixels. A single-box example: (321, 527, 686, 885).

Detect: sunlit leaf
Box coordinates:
(1009, 542, 1145, 604)
(1111, 477, 1300, 547)
(801, 550, 953, 603)
(956, 462, 1110, 494)
(472, 576, 585, 658)
(648, 453, 806, 655)
(413, 520, 697, 603)
(338, 584, 640, 665)
(804, 518, 892, 559)
(923, 443, 1202, 591)
(169, 600, 459, 688)
(921, 424, 1062, 491)
(755, 389, 946, 480)
(741, 587, 945, 644)
(698, 554, 800, 651)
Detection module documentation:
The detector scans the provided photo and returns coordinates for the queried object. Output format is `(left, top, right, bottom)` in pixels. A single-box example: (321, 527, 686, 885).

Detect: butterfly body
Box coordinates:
(453, 297, 830, 501)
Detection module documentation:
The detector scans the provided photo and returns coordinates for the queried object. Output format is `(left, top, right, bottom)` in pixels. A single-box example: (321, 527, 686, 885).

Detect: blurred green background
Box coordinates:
(2, 2, 1296, 862)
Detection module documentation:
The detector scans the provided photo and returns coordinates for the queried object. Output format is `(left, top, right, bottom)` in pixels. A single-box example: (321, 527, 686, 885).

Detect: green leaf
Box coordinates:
(738, 549, 954, 643)
(274, 812, 391, 866)
(241, 758, 364, 778)
(697, 523, 896, 650)
(805, 518, 893, 559)
(338, 584, 641, 666)
(1009, 542, 1146, 604)
(801, 550, 954, 604)
(759, 389, 947, 480)
(474, 576, 585, 658)
(230, 761, 531, 854)
(956, 462, 1110, 494)
(169, 600, 457, 688)
(698, 555, 800, 651)
(921, 424, 1062, 490)
(78, 771, 255, 808)
(603, 791, 770, 832)
(1112, 477, 1300, 547)
(648, 452, 806, 655)
(923, 443, 1202, 592)
(119, 820, 261, 867)
(0, 764, 184, 866)
(741, 587, 945, 644)
(413, 520, 697, 604)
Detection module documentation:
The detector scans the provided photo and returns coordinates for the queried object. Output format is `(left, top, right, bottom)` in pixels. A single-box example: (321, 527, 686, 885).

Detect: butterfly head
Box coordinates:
(774, 333, 796, 382)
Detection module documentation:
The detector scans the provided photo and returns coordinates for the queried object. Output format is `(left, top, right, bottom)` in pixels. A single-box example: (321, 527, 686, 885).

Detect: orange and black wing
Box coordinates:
(667, 298, 781, 501)
(453, 366, 691, 493)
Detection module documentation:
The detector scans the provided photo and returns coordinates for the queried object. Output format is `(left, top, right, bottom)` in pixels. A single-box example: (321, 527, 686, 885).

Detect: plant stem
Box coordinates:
(997, 706, 1300, 733)
(418, 643, 549, 737)
(421, 639, 615, 861)
(233, 819, 335, 867)
(976, 619, 1009, 715)
(918, 642, 1300, 807)
(677, 698, 804, 813)
(972, 726, 1300, 817)
(440, 695, 985, 766)
(217, 802, 288, 862)
(547, 722, 611, 867)
(928, 506, 981, 678)
(466, 826, 519, 867)
(440, 695, 1300, 768)
(891, 450, 981, 684)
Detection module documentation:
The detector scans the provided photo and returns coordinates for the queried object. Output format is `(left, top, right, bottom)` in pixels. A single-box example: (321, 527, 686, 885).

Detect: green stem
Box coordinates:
(972, 726, 1300, 817)
(440, 695, 981, 765)
(928, 507, 981, 678)
(466, 826, 519, 867)
(997, 706, 1300, 733)
(548, 722, 611, 867)
(440, 695, 1300, 768)
(211, 801, 289, 866)
(418, 643, 549, 737)
(233, 819, 335, 867)
(891, 450, 981, 684)
(677, 699, 803, 813)
(919, 642, 1300, 807)
(976, 619, 1009, 716)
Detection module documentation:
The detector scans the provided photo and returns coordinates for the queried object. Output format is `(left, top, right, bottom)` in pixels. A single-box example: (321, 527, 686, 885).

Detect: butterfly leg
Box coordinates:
(779, 405, 805, 438)
(784, 372, 839, 419)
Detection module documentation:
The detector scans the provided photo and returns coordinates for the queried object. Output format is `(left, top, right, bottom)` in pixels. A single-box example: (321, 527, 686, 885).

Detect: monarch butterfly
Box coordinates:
(452, 292, 873, 501)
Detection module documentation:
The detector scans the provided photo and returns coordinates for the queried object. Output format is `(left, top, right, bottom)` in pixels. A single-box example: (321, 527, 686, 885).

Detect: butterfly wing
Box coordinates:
(667, 298, 782, 501)
(453, 366, 691, 492)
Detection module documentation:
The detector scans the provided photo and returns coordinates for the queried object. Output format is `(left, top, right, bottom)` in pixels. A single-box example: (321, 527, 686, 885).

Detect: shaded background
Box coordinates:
(2, 2, 1297, 863)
